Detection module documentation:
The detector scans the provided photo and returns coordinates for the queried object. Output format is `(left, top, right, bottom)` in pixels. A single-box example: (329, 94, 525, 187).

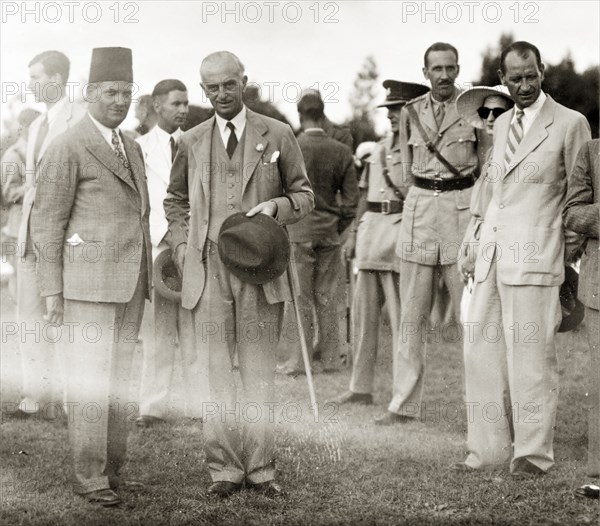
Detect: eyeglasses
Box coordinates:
(477, 107, 508, 119)
(201, 79, 240, 95)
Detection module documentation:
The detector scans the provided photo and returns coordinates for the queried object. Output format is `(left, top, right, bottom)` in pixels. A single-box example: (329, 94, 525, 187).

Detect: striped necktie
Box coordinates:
(111, 129, 137, 190)
(504, 109, 525, 169)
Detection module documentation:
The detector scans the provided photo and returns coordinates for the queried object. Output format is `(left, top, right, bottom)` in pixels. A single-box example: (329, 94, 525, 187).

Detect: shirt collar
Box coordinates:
(521, 91, 546, 117)
(215, 105, 247, 136)
(304, 127, 326, 135)
(46, 96, 67, 126)
(88, 112, 121, 146)
(154, 124, 182, 143)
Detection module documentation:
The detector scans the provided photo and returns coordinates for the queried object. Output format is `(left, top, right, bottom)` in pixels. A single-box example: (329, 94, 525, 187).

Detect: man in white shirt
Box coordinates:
(135, 80, 204, 427)
(456, 41, 591, 477)
(14, 50, 85, 419)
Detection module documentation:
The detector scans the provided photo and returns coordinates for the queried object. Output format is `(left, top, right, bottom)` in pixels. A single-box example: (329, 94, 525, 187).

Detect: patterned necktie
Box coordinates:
(170, 136, 177, 163)
(111, 129, 136, 189)
(33, 115, 49, 164)
(504, 109, 525, 169)
(226, 121, 238, 158)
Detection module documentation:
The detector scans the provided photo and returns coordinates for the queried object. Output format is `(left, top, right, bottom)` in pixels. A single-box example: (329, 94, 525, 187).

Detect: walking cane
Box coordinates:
(286, 262, 319, 421)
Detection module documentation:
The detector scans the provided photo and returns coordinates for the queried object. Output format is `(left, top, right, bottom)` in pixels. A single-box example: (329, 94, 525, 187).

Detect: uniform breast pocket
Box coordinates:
(407, 133, 428, 173)
(444, 130, 477, 168)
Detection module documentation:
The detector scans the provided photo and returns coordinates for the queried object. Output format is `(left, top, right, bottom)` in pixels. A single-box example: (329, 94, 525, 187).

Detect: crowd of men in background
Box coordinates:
(0, 40, 598, 506)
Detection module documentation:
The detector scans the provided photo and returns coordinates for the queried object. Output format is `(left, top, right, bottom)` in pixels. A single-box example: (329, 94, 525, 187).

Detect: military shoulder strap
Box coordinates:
(379, 145, 403, 200)
(405, 103, 463, 178)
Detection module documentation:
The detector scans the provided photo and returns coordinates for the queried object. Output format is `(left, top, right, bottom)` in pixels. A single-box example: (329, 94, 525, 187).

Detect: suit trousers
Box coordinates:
(195, 240, 282, 484)
(389, 260, 464, 416)
(64, 269, 146, 494)
(584, 306, 600, 477)
(17, 250, 64, 414)
(284, 240, 342, 371)
(349, 270, 400, 394)
(463, 257, 561, 472)
(138, 287, 202, 419)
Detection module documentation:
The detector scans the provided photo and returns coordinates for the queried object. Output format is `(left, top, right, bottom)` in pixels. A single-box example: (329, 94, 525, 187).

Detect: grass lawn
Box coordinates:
(1, 287, 598, 525)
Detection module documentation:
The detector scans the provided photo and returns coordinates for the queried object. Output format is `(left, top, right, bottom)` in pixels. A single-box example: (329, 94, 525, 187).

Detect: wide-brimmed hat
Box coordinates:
(456, 85, 514, 129)
(558, 266, 585, 333)
(377, 80, 430, 108)
(218, 213, 290, 285)
(153, 248, 182, 303)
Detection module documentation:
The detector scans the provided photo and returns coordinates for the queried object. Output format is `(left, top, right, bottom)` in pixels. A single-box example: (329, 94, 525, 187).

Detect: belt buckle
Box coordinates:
(432, 178, 443, 194)
(381, 200, 391, 215)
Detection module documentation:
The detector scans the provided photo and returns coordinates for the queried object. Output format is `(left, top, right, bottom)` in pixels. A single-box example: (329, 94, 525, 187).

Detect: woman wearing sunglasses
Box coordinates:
(456, 86, 513, 287)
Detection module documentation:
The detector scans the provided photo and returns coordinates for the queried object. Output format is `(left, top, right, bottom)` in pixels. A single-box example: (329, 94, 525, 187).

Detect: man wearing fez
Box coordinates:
(277, 91, 358, 375)
(164, 51, 313, 498)
(135, 79, 204, 427)
(334, 80, 429, 407)
(376, 43, 479, 425)
(457, 41, 591, 477)
(16, 50, 85, 419)
(31, 47, 152, 506)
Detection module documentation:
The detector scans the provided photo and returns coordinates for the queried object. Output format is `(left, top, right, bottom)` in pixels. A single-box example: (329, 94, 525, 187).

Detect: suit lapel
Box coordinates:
(439, 99, 461, 134)
(505, 97, 554, 178)
(37, 100, 72, 163)
(242, 109, 269, 195)
(191, 118, 214, 201)
(82, 116, 139, 197)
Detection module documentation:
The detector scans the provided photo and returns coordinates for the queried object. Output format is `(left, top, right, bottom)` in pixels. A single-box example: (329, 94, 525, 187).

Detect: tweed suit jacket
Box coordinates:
(474, 95, 591, 286)
(563, 139, 600, 310)
(164, 107, 314, 309)
(30, 114, 153, 303)
(18, 99, 86, 254)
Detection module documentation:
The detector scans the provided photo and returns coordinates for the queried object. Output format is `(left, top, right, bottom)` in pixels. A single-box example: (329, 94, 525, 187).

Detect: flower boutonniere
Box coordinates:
(256, 143, 264, 152)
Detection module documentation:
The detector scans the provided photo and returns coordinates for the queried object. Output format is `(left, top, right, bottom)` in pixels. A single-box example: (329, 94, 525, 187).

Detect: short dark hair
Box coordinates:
(499, 41, 543, 74)
(28, 50, 70, 84)
(297, 91, 325, 121)
(424, 42, 459, 67)
(152, 79, 187, 98)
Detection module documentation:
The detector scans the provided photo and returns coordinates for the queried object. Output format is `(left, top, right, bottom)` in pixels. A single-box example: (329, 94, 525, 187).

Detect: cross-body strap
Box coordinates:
(405, 103, 463, 178)
(379, 144, 404, 200)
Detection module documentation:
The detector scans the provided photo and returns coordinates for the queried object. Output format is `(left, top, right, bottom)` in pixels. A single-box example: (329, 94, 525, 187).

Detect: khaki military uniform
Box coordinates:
(349, 134, 406, 394)
(389, 91, 478, 417)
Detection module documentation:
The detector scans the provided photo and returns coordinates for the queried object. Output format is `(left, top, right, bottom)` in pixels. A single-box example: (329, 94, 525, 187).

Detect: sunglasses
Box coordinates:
(477, 107, 508, 119)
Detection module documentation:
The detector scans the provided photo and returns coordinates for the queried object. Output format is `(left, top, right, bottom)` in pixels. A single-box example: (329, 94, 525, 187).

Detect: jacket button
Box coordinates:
(493, 227, 497, 232)
(499, 204, 505, 209)
(228, 204, 234, 210)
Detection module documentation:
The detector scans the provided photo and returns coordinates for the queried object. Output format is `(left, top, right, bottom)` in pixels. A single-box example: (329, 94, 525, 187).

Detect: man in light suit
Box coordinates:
(456, 41, 591, 476)
(16, 50, 86, 418)
(135, 79, 203, 427)
(563, 139, 600, 486)
(31, 47, 152, 506)
(164, 51, 314, 498)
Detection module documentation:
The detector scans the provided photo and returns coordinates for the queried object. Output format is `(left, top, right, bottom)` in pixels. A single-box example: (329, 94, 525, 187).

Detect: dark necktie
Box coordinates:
(226, 121, 238, 158)
(111, 129, 137, 190)
(170, 136, 177, 163)
(33, 115, 49, 164)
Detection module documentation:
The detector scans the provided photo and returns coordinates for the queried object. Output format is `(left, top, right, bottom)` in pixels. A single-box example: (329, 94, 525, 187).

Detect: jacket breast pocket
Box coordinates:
(444, 129, 477, 169)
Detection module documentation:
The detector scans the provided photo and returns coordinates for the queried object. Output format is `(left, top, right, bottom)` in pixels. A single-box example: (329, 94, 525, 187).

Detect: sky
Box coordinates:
(1, 0, 599, 134)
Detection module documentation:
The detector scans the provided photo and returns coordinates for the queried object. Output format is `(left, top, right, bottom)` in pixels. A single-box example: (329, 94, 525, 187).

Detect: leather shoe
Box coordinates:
(207, 481, 242, 498)
(374, 412, 415, 426)
(510, 459, 545, 479)
(574, 484, 599, 499)
(275, 364, 305, 376)
(248, 480, 286, 498)
(450, 461, 476, 472)
(135, 415, 166, 428)
(331, 391, 373, 406)
(81, 489, 121, 507)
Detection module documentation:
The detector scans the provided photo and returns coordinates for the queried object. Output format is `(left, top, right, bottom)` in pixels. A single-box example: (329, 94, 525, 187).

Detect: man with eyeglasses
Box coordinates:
(164, 51, 313, 499)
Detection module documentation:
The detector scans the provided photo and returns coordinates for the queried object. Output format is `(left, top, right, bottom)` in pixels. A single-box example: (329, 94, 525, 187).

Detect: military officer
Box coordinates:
(333, 80, 429, 405)
(377, 43, 479, 425)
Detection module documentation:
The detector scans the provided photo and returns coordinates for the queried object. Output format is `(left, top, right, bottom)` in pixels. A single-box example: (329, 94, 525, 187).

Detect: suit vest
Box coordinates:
(207, 123, 246, 241)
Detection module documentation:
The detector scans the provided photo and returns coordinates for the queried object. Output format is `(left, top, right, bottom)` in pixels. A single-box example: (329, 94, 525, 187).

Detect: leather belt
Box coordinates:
(413, 175, 474, 193)
(366, 200, 403, 214)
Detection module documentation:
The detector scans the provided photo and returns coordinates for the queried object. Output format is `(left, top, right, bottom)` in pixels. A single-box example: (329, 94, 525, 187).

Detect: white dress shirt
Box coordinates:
(510, 91, 547, 136)
(88, 112, 127, 158)
(214, 105, 247, 146)
(153, 125, 182, 165)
